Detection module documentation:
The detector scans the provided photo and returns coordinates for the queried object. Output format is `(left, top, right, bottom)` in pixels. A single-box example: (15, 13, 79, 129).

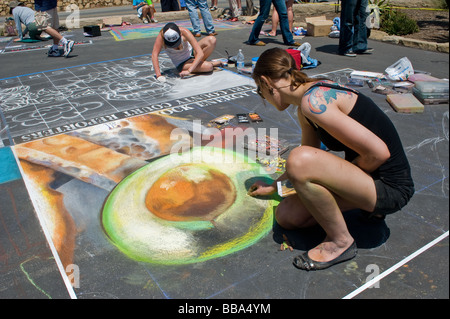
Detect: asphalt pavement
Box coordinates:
(0, 1, 448, 301)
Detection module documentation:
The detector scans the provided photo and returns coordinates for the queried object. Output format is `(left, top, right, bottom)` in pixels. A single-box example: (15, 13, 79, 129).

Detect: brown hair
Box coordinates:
(252, 48, 317, 92)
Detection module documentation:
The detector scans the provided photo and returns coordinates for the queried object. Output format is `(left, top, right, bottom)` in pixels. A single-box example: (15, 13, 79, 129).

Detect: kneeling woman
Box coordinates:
(248, 48, 414, 271)
(152, 22, 222, 81)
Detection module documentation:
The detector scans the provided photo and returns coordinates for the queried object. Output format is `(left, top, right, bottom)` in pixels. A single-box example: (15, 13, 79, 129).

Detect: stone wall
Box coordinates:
(0, 0, 132, 17)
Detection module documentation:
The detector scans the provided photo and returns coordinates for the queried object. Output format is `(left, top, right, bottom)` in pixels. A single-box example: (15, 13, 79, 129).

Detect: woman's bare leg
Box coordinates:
(277, 145, 377, 262)
(149, 6, 155, 19)
(269, 9, 279, 36)
(181, 35, 226, 73)
(42, 26, 62, 45)
(286, 0, 294, 32)
(197, 35, 217, 60)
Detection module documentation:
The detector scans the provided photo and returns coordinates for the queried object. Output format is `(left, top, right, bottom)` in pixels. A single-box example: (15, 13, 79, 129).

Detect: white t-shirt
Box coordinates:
(165, 39, 193, 67)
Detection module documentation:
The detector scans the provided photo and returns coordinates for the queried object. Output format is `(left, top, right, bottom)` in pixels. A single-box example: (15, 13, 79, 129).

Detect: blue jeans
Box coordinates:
(338, 0, 369, 54)
(247, 0, 294, 45)
(185, 0, 215, 34)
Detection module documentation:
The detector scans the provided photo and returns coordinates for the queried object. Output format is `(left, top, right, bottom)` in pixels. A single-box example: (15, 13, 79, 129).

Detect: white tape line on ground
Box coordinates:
(343, 230, 449, 299)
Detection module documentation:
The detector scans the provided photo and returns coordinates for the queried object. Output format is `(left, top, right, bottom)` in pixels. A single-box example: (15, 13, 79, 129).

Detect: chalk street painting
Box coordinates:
(0, 54, 256, 145)
(2, 56, 281, 298)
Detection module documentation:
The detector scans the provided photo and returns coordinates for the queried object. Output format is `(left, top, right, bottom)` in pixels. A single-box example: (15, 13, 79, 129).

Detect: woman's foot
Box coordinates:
(293, 240, 357, 271)
(211, 60, 223, 68)
(307, 239, 354, 263)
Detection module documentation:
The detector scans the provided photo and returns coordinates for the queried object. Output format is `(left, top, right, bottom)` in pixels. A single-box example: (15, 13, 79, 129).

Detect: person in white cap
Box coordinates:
(9, 1, 74, 57)
(152, 22, 223, 82)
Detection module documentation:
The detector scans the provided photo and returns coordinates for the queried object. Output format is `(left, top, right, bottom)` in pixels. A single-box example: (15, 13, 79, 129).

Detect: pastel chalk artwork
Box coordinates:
(102, 147, 278, 265)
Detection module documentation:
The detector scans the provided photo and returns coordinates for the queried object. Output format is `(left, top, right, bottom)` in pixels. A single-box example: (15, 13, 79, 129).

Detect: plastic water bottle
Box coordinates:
(236, 49, 245, 72)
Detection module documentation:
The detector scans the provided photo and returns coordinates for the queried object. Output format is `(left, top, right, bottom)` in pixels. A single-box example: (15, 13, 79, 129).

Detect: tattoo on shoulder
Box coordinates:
(304, 85, 351, 115)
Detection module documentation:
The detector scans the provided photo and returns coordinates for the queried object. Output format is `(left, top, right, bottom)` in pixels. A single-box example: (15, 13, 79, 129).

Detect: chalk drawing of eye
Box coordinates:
(101, 147, 278, 265)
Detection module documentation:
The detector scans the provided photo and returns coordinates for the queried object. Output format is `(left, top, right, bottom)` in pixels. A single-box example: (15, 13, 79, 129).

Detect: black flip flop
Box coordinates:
(293, 241, 357, 271)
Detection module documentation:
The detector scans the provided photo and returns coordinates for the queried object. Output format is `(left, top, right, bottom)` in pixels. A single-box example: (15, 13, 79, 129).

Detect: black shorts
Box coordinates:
(369, 177, 415, 217)
(176, 55, 194, 72)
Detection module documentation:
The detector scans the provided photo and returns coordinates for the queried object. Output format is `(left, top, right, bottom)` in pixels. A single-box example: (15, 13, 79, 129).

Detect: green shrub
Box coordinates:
(381, 10, 419, 36)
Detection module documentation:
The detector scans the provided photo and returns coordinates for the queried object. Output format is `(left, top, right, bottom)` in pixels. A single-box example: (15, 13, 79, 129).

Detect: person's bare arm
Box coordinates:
(301, 87, 390, 173)
(151, 33, 164, 80)
(179, 28, 205, 77)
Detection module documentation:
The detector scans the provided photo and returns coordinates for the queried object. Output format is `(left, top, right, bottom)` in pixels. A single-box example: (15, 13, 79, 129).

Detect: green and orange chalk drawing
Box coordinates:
(102, 147, 278, 265)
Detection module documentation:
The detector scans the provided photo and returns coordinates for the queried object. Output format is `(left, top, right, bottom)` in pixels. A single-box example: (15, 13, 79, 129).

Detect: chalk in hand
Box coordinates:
(247, 185, 257, 195)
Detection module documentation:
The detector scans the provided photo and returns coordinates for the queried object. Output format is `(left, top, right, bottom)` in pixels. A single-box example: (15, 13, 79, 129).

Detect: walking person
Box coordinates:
(268, 0, 294, 36)
(34, 0, 60, 30)
(338, 0, 373, 57)
(9, 1, 74, 57)
(246, 0, 300, 46)
(228, 0, 243, 21)
(185, 0, 217, 36)
(210, 0, 218, 11)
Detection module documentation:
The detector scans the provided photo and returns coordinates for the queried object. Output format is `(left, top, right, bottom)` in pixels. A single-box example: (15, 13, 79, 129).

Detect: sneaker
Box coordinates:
(143, 18, 149, 24)
(210, 6, 217, 11)
(356, 48, 374, 54)
(208, 32, 218, 36)
(343, 50, 357, 57)
(63, 40, 74, 57)
(47, 47, 61, 57)
(151, 18, 158, 23)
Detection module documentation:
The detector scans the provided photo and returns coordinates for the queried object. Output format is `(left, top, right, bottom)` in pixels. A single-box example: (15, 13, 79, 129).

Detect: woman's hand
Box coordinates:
(179, 70, 190, 78)
(248, 180, 276, 197)
(156, 75, 166, 82)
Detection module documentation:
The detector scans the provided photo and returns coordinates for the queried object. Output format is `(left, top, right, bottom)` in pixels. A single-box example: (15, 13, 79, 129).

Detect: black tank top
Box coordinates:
(304, 82, 414, 191)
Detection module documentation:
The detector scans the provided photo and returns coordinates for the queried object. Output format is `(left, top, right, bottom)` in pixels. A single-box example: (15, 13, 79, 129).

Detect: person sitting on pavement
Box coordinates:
(248, 48, 414, 271)
(9, 1, 74, 57)
(152, 22, 223, 82)
(132, 0, 157, 24)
